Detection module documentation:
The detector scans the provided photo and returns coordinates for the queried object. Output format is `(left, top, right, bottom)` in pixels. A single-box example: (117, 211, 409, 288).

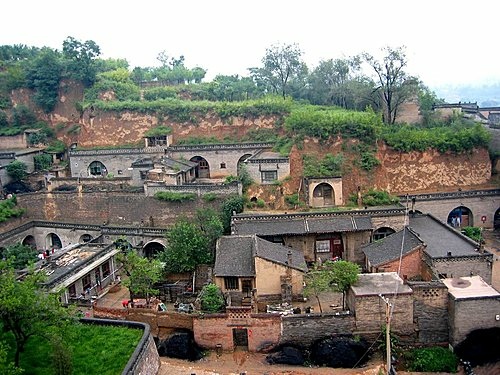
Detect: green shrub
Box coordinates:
(202, 193, 218, 202)
(143, 87, 178, 101)
(199, 283, 225, 313)
(285, 193, 301, 206)
(461, 226, 482, 242)
(359, 189, 399, 207)
(154, 191, 196, 202)
(256, 198, 265, 208)
(0, 196, 25, 223)
(406, 346, 458, 373)
(34, 154, 53, 171)
(303, 153, 344, 177)
(143, 125, 172, 137)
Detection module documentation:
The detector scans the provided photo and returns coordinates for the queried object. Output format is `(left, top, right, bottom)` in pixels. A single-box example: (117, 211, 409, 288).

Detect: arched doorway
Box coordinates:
(190, 156, 210, 178)
(372, 227, 396, 241)
(312, 183, 335, 207)
(88, 161, 108, 177)
(45, 233, 62, 250)
(448, 206, 473, 228)
(237, 154, 252, 176)
(22, 235, 37, 249)
(494, 207, 500, 230)
(143, 240, 166, 259)
(79, 234, 93, 243)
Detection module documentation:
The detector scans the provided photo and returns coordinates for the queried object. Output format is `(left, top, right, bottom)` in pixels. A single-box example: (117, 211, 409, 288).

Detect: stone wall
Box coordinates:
(429, 254, 493, 284)
(348, 293, 414, 337)
(449, 296, 500, 346)
(14, 191, 220, 227)
(0, 134, 26, 149)
(144, 181, 241, 197)
(408, 281, 449, 344)
(279, 312, 355, 347)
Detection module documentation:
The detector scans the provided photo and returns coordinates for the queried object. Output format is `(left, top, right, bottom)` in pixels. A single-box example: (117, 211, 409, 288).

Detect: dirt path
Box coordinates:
(158, 350, 386, 375)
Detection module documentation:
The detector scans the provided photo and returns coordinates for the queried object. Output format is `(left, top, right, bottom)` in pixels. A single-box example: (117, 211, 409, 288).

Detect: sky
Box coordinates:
(2, 0, 500, 95)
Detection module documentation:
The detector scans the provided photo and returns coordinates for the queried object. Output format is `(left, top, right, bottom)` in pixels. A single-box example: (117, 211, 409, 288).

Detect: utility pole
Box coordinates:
(380, 294, 392, 375)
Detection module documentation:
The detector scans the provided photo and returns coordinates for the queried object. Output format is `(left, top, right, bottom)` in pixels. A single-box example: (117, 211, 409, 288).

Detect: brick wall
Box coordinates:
(408, 281, 449, 344)
(193, 312, 282, 352)
(280, 312, 355, 347)
(93, 305, 194, 339)
(376, 246, 423, 280)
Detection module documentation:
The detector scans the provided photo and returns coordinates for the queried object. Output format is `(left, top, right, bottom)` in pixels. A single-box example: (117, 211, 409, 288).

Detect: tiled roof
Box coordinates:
(233, 216, 373, 236)
(213, 235, 307, 277)
(213, 236, 255, 277)
(362, 227, 423, 267)
(254, 237, 307, 272)
(408, 214, 479, 258)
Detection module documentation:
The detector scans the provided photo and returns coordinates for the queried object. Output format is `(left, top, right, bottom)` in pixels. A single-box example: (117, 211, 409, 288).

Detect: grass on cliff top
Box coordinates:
(2, 323, 143, 375)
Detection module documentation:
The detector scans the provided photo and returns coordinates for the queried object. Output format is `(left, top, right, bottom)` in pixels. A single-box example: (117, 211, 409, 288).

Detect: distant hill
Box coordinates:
(432, 83, 500, 107)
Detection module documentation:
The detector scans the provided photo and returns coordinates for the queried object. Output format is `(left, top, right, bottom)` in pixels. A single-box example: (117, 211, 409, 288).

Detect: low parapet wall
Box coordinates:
(80, 318, 160, 375)
(93, 305, 194, 338)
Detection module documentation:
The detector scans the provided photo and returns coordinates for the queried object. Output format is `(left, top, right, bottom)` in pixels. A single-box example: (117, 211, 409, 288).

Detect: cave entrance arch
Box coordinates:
(447, 206, 473, 228)
(190, 156, 210, 178)
(22, 235, 37, 249)
(89, 161, 108, 177)
(45, 233, 62, 250)
(143, 240, 166, 259)
(313, 183, 334, 207)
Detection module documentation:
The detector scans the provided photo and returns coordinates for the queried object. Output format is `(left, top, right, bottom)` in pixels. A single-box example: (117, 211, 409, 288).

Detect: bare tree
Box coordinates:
(363, 46, 418, 124)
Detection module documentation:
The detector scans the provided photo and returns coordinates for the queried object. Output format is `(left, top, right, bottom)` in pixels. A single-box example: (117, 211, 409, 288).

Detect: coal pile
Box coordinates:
(266, 345, 305, 365)
(454, 327, 500, 366)
(156, 331, 203, 361)
(309, 335, 370, 368)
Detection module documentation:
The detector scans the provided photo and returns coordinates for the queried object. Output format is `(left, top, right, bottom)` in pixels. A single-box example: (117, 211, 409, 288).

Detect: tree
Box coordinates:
(6, 160, 27, 181)
(0, 261, 74, 366)
(159, 209, 223, 274)
(220, 195, 244, 234)
(25, 48, 63, 113)
(363, 46, 419, 124)
(308, 56, 367, 108)
(0, 341, 23, 375)
(199, 283, 225, 313)
(326, 260, 360, 310)
(1, 243, 37, 270)
(62, 36, 101, 87)
(250, 43, 305, 99)
(117, 250, 162, 306)
(303, 263, 332, 313)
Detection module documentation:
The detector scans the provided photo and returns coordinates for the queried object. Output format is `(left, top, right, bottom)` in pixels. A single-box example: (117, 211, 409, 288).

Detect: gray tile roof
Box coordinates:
(408, 214, 480, 258)
(362, 227, 423, 267)
(254, 237, 308, 272)
(213, 235, 307, 277)
(213, 236, 255, 277)
(233, 216, 373, 236)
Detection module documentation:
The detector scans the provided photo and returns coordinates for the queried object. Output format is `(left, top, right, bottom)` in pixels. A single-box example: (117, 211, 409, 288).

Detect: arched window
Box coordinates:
(373, 227, 396, 241)
(89, 161, 107, 176)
